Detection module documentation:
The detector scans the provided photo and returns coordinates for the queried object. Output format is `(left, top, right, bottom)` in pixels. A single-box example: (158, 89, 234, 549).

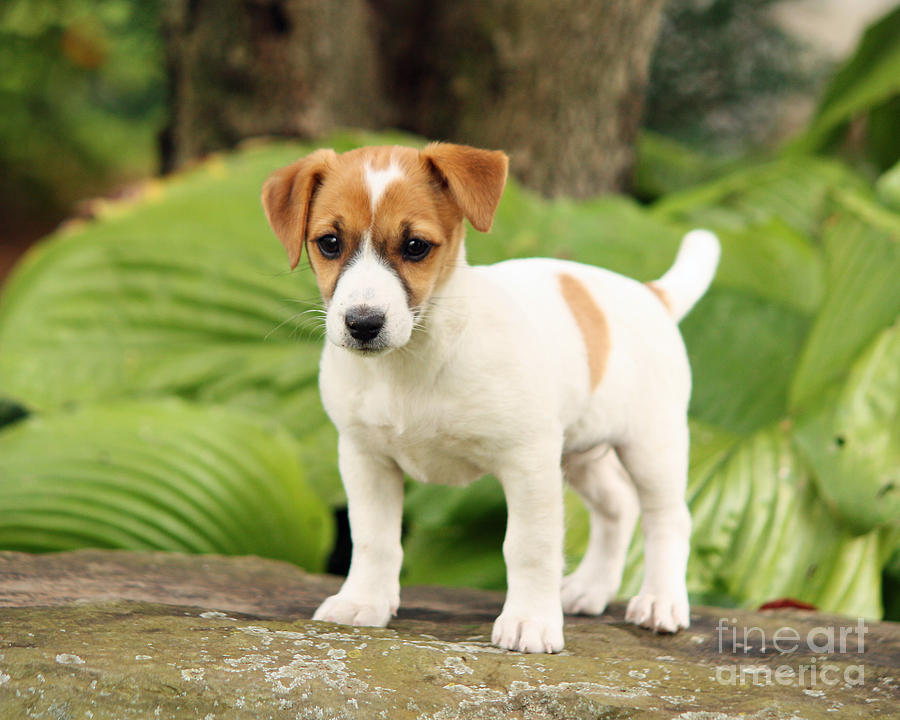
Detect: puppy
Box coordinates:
(261, 143, 720, 653)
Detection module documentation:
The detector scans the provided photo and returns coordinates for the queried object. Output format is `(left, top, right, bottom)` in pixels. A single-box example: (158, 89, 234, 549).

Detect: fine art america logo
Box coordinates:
(714, 617, 867, 687)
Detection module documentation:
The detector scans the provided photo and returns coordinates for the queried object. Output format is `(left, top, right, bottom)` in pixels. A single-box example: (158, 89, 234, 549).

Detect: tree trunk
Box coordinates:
(161, 0, 666, 196)
(375, 0, 667, 197)
(159, 0, 387, 172)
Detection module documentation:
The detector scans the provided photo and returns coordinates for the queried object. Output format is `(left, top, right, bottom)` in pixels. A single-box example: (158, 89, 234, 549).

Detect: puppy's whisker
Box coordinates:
(265, 312, 306, 340)
(266, 307, 327, 340)
(280, 296, 326, 305)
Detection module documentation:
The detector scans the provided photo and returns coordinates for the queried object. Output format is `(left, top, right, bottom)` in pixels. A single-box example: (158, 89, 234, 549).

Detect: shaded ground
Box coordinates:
(0, 550, 896, 718)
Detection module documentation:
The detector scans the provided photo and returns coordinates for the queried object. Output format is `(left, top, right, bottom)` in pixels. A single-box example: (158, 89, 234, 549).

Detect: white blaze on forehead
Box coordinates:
(364, 161, 404, 213)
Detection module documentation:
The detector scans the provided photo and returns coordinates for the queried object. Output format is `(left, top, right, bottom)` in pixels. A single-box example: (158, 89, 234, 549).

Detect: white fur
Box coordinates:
(365, 161, 403, 212)
(313, 229, 720, 654)
(325, 241, 414, 353)
(654, 229, 721, 321)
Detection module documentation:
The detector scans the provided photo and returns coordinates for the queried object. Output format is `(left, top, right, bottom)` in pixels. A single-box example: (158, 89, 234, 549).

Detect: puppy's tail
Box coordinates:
(647, 229, 720, 323)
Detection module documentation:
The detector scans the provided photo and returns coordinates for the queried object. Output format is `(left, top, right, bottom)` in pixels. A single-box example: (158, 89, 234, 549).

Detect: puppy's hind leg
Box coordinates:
(561, 446, 639, 616)
(618, 418, 692, 633)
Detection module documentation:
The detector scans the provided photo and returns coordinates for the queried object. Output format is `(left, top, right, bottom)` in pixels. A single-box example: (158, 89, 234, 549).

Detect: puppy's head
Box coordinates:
(262, 143, 508, 355)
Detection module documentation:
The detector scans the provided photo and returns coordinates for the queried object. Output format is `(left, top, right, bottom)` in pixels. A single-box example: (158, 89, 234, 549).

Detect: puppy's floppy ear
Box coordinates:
(421, 142, 508, 232)
(261, 148, 337, 269)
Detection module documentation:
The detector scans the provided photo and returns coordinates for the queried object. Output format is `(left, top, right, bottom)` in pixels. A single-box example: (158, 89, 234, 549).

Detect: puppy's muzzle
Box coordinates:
(345, 306, 386, 342)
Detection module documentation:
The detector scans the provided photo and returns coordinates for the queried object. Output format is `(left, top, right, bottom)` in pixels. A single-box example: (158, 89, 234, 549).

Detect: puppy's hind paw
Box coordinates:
(491, 610, 565, 654)
(313, 593, 393, 628)
(561, 572, 615, 616)
(625, 592, 690, 633)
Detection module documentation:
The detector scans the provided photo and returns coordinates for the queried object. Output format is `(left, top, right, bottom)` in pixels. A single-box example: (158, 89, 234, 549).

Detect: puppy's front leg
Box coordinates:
(493, 448, 565, 653)
(313, 437, 403, 627)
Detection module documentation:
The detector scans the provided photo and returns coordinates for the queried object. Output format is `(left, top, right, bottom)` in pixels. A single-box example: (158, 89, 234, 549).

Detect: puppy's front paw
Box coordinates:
(313, 592, 395, 627)
(625, 591, 689, 633)
(491, 609, 565, 653)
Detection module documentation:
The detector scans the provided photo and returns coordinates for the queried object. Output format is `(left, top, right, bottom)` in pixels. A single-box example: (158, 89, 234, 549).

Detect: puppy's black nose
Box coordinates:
(345, 306, 385, 341)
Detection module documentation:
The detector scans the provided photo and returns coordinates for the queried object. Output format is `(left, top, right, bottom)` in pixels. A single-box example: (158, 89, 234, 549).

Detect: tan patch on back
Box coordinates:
(558, 273, 610, 389)
(645, 281, 673, 315)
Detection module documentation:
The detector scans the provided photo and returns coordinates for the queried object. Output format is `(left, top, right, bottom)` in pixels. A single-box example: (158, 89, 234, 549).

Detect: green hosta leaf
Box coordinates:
(684, 426, 885, 617)
(430, 421, 886, 617)
(475, 182, 684, 282)
(650, 158, 867, 435)
(682, 288, 810, 435)
(402, 476, 507, 589)
(876, 159, 900, 212)
(633, 131, 736, 201)
(789, 191, 900, 412)
(652, 155, 870, 237)
(708, 219, 824, 316)
(582, 424, 883, 616)
(0, 399, 333, 569)
(789, 5, 900, 170)
(647, 159, 865, 437)
(794, 323, 900, 535)
(0, 144, 324, 416)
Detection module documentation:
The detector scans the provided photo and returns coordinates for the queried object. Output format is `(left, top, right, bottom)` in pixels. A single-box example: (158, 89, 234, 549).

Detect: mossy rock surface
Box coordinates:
(0, 550, 897, 719)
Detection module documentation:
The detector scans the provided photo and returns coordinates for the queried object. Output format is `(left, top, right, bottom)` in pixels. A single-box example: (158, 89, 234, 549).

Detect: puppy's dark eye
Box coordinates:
(316, 234, 341, 259)
(402, 237, 432, 261)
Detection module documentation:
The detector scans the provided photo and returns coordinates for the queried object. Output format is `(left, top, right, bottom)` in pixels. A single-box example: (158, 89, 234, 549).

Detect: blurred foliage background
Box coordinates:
(1, 0, 899, 622)
(0, 0, 164, 254)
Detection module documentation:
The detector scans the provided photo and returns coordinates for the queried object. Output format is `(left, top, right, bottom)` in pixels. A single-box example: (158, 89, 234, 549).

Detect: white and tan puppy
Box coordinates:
(262, 143, 720, 654)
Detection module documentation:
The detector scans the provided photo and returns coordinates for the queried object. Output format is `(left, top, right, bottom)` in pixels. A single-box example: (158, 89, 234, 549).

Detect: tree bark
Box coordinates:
(159, 0, 387, 172)
(375, 0, 667, 197)
(161, 0, 666, 196)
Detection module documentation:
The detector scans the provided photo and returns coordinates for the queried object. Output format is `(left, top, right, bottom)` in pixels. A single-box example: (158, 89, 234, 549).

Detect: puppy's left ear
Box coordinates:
(421, 143, 508, 232)
(261, 148, 337, 269)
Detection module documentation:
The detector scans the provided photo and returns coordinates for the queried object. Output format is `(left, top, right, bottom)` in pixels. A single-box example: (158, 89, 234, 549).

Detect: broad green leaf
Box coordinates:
(633, 131, 737, 201)
(789, 191, 900, 412)
(682, 288, 810, 434)
(652, 155, 870, 237)
(402, 476, 507, 589)
(684, 426, 885, 618)
(649, 158, 857, 434)
(794, 323, 900, 534)
(0, 145, 324, 415)
(0, 399, 333, 569)
(788, 5, 900, 170)
(475, 182, 684, 282)
(627, 420, 890, 616)
(706, 219, 824, 316)
(876, 159, 900, 212)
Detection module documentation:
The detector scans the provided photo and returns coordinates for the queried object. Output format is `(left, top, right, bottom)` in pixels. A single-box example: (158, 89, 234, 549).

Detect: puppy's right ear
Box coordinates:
(261, 149, 336, 269)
